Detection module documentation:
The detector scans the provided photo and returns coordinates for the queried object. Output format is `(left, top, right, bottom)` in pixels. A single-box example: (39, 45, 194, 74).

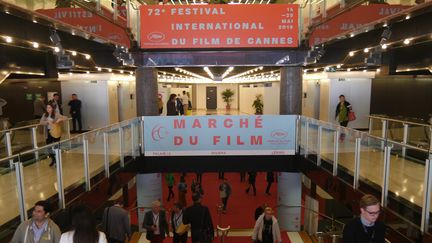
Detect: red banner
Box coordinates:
(309, 4, 410, 46)
(140, 5, 299, 49)
(37, 8, 130, 48)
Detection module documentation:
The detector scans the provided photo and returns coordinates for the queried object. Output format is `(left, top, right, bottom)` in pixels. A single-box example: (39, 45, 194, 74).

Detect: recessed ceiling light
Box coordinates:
(71, 51, 77, 56)
(405, 15, 410, 20)
(403, 38, 410, 45)
(363, 48, 369, 53)
(97, 67, 102, 71)
(5, 36, 12, 43)
(349, 51, 354, 57)
(54, 47, 60, 52)
(33, 20, 38, 23)
(381, 44, 388, 49)
(85, 54, 91, 59)
(32, 42, 39, 48)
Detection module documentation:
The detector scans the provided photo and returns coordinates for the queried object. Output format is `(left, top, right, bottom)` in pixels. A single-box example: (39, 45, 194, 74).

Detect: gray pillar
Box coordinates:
(136, 67, 158, 116)
(280, 67, 303, 115)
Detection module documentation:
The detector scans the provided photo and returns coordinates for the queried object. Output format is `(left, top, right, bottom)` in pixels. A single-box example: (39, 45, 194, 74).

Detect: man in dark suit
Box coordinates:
(183, 194, 214, 243)
(143, 200, 169, 243)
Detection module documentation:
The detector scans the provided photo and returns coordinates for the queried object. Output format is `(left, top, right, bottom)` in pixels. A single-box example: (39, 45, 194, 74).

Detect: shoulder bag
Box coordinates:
(49, 122, 63, 138)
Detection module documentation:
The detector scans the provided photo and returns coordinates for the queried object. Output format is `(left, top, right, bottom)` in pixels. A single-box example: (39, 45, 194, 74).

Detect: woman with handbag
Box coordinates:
(40, 102, 66, 167)
(335, 95, 353, 127)
(171, 203, 188, 243)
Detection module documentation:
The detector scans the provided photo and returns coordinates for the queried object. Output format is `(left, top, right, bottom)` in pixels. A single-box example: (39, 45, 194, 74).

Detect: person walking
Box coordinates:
(33, 95, 46, 119)
(166, 94, 178, 116)
(68, 94, 82, 133)
(246, 172, 257, 196)
(11, 200, 61, 243)
(165, 173, 175, 202)
(252, 207, 282, 243)
(335, 94, 352, 127)
(40, 102, 66, 167)
(265, 172, 275, 195)
(60, 205, 107, 243)
(180, 91, 189, 113)
(177, 176, 188, 208)
(343, 194, 386, 243)
(171, 203, 188, 243)
(101, 199, 131, 243)
(143, 201, 169, 243)
(183, 194, 214, 243)
(195, 172, 202, 184)
(218, 172, 225, 180)
(219, 178, 232, 213)
(176, 94, 184, 116)
(49, 93, 63, 115)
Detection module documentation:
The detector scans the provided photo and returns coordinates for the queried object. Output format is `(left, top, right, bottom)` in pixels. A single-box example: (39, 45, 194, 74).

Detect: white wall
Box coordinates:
(304, 72, 374, 129)
(239, 85, 264, 114)
(196, 84, 239, 110)
(328, 78, 372, 129)
(59, 73, 135, 130)
(302, 79, 321, 119)
(61, 80, 110, 130)
(239, 82, 280, 115)
(263, 82, 280, 115)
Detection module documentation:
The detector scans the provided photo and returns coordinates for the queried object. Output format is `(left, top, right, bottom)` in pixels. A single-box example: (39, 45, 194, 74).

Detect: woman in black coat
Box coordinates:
(167, 94, 178, 116)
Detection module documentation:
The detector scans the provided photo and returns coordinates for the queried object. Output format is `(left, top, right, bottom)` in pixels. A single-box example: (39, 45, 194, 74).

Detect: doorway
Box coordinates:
(206, 86, 217, 110)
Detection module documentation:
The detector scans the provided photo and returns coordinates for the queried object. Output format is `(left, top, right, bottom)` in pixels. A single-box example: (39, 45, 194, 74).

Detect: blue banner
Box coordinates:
(143, 115, 297, 156)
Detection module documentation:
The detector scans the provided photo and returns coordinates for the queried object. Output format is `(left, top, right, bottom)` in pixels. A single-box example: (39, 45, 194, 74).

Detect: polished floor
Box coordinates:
(0, 128, 135, 225)
(303, 126, 428, 209)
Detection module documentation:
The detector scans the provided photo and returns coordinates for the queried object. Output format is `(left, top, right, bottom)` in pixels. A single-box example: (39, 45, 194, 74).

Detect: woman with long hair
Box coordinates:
(59, 205, 107, 243)
(167, 94, 178, 116)
(40, 102, 65, 167)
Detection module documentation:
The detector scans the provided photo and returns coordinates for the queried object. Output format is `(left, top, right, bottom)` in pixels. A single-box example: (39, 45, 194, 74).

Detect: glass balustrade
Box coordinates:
(0, 155, 21, 226)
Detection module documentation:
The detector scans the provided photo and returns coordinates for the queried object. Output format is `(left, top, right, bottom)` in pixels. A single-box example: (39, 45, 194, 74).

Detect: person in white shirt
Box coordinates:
(180, 91, 189, 112)
(59, 205, 107, 243)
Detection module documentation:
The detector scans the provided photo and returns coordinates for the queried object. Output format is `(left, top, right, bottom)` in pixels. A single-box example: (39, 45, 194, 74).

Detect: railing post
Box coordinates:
(55, 147, 65, 209)
(15, 161, 27, 222)
(317, 125, 322, 166)
(119, 126, 124, 167)
(140, 117, 145, 155)
(381, 120, 387, 150)
(333, 129, 339, 176)
(5, 131, 14, 169)
(296, 116, 300, 154)
(322, 0, 327, 18)
(402, 123, 409, 157)
(66, 119, 71, 140)
(381, 145, 392, 207)
(96, 0, 101, 11)
(113, 0, 118, 20)
(305, 120, 309, 158)
(353, 137, 361, 190)
(83, 138, 91, 191)
(126, 0, 131, 28)
(368, 117, 373, 135)
(131, 123, 137, 159)
(103, 132, 110, 177)
(421, 159, 432, 233)
(31, 127, 39, 160)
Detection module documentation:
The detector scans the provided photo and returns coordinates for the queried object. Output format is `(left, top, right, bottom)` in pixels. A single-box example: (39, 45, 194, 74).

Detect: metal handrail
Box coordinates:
(0, 118, 72, 133)
(369, 115, 432, 128)
(0, 117, 140, 161)
(276, 204, 345, 227)
(301, 116, 431, 153)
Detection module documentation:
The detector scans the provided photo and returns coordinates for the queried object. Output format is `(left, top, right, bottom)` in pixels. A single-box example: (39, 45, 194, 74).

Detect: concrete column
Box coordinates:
(137, 173, 163, 232)
(280, 67, 303, 115)
(136, 67, 159, 116)
(277, 172, 302, 231)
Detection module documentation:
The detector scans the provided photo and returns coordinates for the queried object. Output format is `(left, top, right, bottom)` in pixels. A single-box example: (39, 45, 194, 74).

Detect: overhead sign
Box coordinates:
(309, 4, 410, 46)
(143, 115, 297, 156)
(37, 8, 130, 47)
(140, 5, 299, 49)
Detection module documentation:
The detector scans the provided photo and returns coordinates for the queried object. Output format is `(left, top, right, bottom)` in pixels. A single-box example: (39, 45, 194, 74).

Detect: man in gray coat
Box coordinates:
(102, 199, 131, 243)
(11, 200, 61, 243)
